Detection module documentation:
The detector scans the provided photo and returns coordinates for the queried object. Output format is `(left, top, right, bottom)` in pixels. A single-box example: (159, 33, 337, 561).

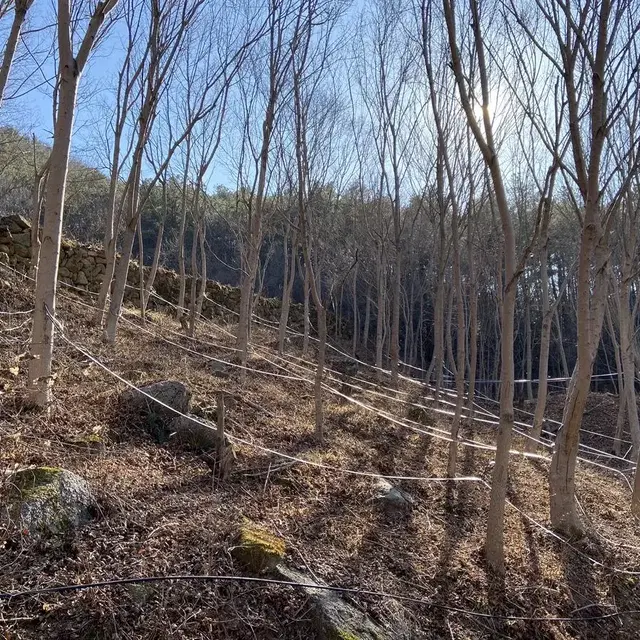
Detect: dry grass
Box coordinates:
(1, 271, 640, 639)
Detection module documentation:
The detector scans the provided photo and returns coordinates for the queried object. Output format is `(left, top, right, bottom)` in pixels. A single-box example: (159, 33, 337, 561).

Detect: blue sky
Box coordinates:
(1, 4, 235, 188)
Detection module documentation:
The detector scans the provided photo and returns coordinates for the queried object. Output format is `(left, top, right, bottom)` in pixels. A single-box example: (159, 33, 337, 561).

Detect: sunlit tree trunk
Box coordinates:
(28, 0, 118, 406)
(441, 0, 519, 573)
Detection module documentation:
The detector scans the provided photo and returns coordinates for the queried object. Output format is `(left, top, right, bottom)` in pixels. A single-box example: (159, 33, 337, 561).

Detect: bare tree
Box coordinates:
(440, 0, 522, 573)
(103, 0, 257, 342)
(93, 0, 145, 325)
(28, 0, 119, 407)
(509, 0, 640, 534)
(0, 0, 35, 108)
(235, 0, 303, 372)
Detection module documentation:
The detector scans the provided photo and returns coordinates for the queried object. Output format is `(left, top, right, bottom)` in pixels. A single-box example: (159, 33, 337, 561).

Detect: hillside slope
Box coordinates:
(1, 267, 640, 640)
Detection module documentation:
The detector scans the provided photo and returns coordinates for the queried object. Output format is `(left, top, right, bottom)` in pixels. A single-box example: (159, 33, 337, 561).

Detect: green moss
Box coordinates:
(13, 467, 62, 500)
(232, 519, 286, 573)
(9, 467, 73, 535)
(333, 631, 360, 640)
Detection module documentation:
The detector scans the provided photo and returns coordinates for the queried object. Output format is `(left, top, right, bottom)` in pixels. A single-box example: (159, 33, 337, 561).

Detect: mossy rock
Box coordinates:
(276, 565, 386, 640)
(231, 520, 286, 573)
(66, 433, 106, 454)
(6, 467, 97, 538)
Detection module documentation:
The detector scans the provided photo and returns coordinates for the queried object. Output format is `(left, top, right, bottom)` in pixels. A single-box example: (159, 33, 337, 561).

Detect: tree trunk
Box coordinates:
(196, 216, 207, 321)
(143, 180, 167, 312)
(104, 158, 142, 343)
(430, 150, 447, 397)
(607, 302, 626, 456)
(618, 271, 640, 457)
(278, 225, 297, 353)
(188, 217, 199, 336)
(555, 308, 570, 378)
(529, 212, 552, 449)
(177, 137, 192, 321)
(448, 194, 465, 477)
(467, 261, 478, 418)
(525, 281, 533, 401)
(352, 261, 359, 357)
(28, 59, 79, 407)
(237, 92, 277, 372)
(302, 255, 310, 356)
(375, 248, 385, 376)
(29, 164, 47, 276)
(363, 286, 371, 351)
(137, 216, 145, 323)
(188, 183, 204, 336)
(550, 233, 610, 536)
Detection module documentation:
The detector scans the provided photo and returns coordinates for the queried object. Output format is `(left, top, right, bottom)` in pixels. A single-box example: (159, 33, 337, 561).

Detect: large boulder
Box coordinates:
(120, 380, 191, 441)
(231, 520, 287, 573)
(231, 521, 388, 638)
(276, 565, 387, 640)
(6, 467, 97, 538)
(373, 477, 414, 515)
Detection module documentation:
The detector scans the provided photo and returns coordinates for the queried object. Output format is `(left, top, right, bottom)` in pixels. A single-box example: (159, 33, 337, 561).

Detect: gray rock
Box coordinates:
(276, 565, 386, 640)
(121, 380, 191, 441)
(12, 232, 31, 246)
(171, 414, 220, 450)
(13, 243, 30, 258)
(6, 467, 97, 538)
(209, 359, 232, 378)
(0, 214, 30, 234)
(373, 477, 414, 515)
(75, 271, 89, 286)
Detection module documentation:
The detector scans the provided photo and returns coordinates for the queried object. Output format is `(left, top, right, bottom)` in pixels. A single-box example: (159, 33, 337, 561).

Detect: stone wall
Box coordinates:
(0, 214, 304, 326)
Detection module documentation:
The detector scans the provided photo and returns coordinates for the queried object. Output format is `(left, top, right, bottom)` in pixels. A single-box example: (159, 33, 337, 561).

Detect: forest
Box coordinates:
(1, 0, 640, 637)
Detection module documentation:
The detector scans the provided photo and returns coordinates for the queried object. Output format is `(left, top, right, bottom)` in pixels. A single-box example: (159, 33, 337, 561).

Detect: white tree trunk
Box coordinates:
(28, 68, 79, 407)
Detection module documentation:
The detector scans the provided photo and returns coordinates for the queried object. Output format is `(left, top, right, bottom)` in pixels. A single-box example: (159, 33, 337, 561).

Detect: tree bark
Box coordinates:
(28, 0, 117, 405)
(278, 223, 297, 353)
(177, 136, 193, 321)
(362, 287, 371, 350)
